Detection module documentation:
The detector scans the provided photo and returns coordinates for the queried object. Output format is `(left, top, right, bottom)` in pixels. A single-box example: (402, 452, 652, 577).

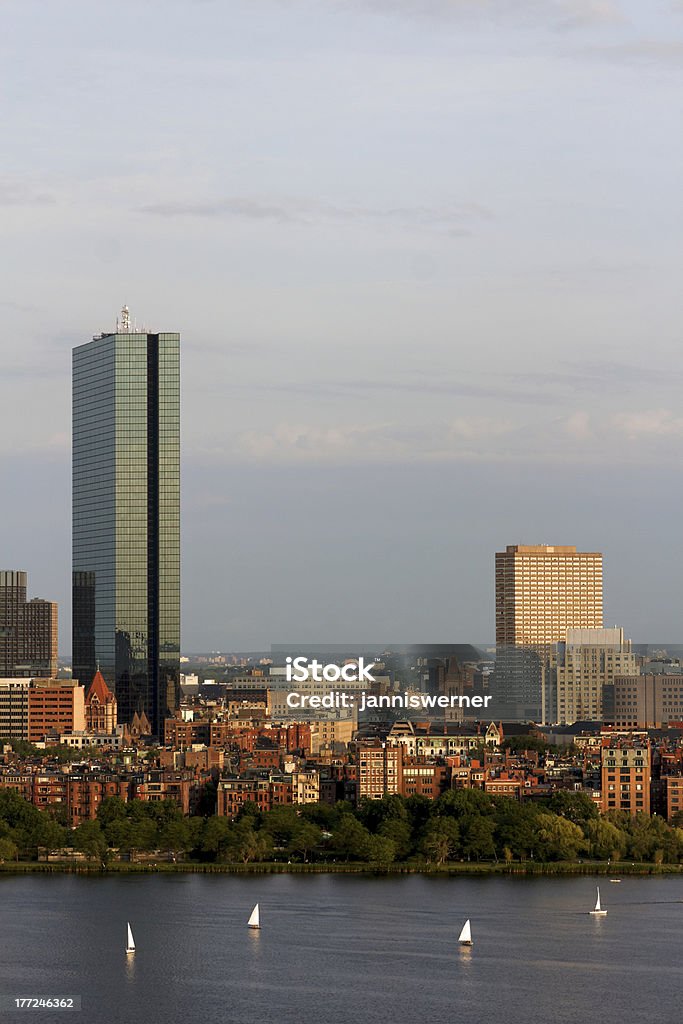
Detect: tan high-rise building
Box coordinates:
(494, 545, 604, 723)
(496, 545, 603, 646)
(554, 627, 638, 725)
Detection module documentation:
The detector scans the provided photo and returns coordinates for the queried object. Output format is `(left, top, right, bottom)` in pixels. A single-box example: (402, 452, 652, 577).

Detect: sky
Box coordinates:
(1, 0, 683, 652)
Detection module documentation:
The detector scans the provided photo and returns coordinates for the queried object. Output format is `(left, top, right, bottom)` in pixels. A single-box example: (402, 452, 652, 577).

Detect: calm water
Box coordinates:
(1, 872, 682, 1024)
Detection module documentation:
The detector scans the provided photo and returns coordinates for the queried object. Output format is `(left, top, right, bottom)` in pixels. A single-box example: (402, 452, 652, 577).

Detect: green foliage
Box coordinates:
(585, 819, 627, 861)
(72, 820, 108, 863)
(533, 813, 586, 861)
(0, 789, 68, 856)
(366, 834, 396, 866)
(543, 791, 599, 826)
(460, 815, 497, 861)
(501, 735, 553, 755)
(0, 836, 18, 861)
(5, 780, 683, 867)
(420, 818, 460, 864)
(330, 815, 372, 861)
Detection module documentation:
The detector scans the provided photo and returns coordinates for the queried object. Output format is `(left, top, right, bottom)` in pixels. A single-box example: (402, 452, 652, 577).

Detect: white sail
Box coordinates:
(126, 922, 135, 952)
(589, 886, 607, 915)
(458, 919, 472, 944)
(248, 903, 260, 929)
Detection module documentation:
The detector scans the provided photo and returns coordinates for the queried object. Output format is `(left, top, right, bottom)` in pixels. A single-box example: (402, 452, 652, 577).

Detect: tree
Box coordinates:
(494, 801, 538, 860)
(300, 802, 338, 830)
(224, 820, 272, 863)
(195, 781, 217, 817)
(261, 807, 302, 849)
(330, 815, 372, 861)
(96, 796, 128, 829)
(544, 791, 599, 826)
(73, 820, 108, 863)
(357, 794, 407, 833)
(501, 735, 551, 755)
(378, 818, 413, 860)
(460, 815, 496, 861)
(235, 800, 261, 822)
(199, 816, 233, 859)
(366, 835, 396, 867)
(435, 788, 494, 819)
(287, 822, 322, 862)
(0, 837, 18, 862)
(420, 819, 460, 864)
(159, 819, 192, 856)
(405, 795, 433, 837)
(533, 813, 585, 861)
(584, 819, 627, 861)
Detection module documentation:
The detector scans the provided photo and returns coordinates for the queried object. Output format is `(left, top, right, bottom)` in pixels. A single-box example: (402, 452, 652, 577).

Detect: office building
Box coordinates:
(27, 680, 86, 742)
(493, 545, 603, 722)
(603, 674, 683, 730)
(0, 570, 58, 677)
(72, 307, 180, 736)
(495, 545, 603, 647)
(553, 627, 638, 725)
(0, 679, 30, 740)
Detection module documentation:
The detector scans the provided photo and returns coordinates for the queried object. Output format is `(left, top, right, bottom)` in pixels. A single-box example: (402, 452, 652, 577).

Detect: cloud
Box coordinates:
(589, 39, 683, 64)
(333, 0, 625, 31)
(194, 415, 520, 465)
(139, 195, 491, 236)
(613, 409, 683, 438)
(565, 410, 592, 439)
(501, 361, 683, 397)
(202, 374, 558, 407)
(0, 179, 55, 206)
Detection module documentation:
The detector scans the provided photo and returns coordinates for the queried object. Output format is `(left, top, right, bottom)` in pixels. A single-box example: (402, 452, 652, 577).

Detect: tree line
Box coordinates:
(3, 787, 683, 866)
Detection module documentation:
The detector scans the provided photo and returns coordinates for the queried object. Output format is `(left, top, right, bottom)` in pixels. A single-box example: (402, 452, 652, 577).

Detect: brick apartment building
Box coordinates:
(600, 739, 651, 816)
(216, 775, 293, 817)
(357, 740, 403, 800)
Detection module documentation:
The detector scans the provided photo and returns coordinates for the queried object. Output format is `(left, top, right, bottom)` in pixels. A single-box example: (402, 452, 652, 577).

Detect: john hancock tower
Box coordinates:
(72, 307, 180, 737)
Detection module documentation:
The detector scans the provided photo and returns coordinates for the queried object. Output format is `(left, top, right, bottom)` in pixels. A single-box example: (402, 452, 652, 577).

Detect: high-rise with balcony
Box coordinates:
(493, 544, 604, 722)
(72, 307, 180, 737)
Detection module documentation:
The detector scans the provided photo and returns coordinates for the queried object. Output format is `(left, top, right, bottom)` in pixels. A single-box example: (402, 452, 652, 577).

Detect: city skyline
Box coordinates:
(2, 1, 683, 649)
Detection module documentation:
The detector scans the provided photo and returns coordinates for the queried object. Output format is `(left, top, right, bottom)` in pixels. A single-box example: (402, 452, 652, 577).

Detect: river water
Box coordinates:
(1, 873, 681, 1024)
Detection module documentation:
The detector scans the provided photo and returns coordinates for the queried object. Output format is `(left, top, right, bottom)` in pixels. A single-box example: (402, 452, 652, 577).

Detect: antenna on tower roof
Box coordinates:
(117, 305, 131, 332)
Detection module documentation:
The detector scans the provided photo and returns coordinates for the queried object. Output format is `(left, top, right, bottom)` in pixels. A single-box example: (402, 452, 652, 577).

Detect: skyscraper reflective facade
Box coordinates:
(72, 316, 180, 736)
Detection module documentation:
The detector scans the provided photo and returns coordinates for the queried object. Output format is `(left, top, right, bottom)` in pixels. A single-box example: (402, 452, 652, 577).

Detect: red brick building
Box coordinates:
(216, 775, 293, 817)
(28, 680, 85, 742)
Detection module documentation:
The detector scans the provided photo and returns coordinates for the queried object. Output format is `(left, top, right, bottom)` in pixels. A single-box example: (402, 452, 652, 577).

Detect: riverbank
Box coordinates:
(2, 859, 682, 876)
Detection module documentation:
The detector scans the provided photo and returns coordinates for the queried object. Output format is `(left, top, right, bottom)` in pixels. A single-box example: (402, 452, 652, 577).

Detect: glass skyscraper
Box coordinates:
(72, 313, 180, 736)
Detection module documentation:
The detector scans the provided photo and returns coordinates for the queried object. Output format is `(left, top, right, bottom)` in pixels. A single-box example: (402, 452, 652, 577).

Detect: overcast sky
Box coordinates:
(2, 0, 682, 652)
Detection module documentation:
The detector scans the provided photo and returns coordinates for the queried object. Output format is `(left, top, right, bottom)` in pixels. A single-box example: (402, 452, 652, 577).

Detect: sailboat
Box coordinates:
(589, 887, 607, 916)
(247, 904, 260, 930)
(458, 919, 473, 945)
(126, 922, 136, 954)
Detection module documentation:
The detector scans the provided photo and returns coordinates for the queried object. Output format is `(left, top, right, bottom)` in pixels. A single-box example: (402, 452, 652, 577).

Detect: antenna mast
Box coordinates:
(117, 305, 132, 332)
